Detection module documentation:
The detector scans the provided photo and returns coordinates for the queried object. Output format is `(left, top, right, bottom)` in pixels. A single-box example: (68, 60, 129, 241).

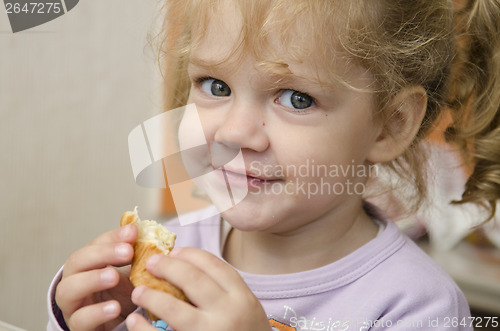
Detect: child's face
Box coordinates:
(183, 3, 383, 233)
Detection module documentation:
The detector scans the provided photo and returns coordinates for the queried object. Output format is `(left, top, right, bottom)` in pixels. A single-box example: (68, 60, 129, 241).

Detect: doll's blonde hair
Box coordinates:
(152, 0, 500, 220)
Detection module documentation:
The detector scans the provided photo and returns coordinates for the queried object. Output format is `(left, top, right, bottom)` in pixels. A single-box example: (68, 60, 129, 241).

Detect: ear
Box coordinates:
(367, 86, 427, 163)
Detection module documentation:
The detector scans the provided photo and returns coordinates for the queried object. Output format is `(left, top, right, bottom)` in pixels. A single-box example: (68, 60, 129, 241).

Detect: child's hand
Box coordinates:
(55, 225, 138, 330)
(126, 247, 272, 331)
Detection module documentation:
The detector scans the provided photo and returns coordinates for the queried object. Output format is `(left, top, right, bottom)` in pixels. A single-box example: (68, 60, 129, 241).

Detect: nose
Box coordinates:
(213, 99, 269, 152)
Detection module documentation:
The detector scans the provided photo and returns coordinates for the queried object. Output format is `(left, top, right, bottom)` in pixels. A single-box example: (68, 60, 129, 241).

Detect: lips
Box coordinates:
(216, 166, 281, 188)
(227, 165, 280, 180)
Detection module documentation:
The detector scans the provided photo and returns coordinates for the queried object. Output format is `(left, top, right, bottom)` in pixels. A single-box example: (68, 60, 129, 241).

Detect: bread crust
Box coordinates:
(120, 210, 188, 321)
(120, 211, 137, 227)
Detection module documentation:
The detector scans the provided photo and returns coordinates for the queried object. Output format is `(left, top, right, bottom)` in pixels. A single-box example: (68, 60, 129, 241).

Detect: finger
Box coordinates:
(56, 267, 119, 316)
(168, 247, 245, 291)
(126, 313, 157, 331)
(66, 300, 121, 331)
(63, 242, 133, 276)
(146, 253, 226, 307)
(131, 285, 200, 330)
(89, 224, 137, 245)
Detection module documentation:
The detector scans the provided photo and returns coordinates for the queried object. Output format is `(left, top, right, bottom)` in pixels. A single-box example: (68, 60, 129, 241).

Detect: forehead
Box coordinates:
(190, 1, 242, 63)
(188, 0, 372, 90)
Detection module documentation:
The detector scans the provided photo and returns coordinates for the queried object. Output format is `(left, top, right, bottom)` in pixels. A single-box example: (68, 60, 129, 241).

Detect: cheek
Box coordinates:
(271, 128, 343, 166)
(273, 126, 373, 185)
(321, 116, 378, 161)
(194, 107, 221, 143)
(186, 91, 216, 139)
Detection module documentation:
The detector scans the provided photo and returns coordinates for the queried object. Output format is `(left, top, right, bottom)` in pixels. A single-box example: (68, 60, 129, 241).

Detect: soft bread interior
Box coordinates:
(120, 207, 188, 321)
(120, 207, 176, 255)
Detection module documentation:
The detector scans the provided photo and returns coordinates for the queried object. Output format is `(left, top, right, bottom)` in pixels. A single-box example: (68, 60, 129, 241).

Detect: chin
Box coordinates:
(221, 204, 274, 232)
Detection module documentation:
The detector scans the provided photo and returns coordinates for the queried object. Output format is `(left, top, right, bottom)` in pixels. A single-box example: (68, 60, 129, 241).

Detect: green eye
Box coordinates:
(201, 78, 231, 97)
(279, 90, 313, 110)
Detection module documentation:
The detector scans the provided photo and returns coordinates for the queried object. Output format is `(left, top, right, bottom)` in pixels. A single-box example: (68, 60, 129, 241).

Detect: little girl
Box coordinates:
(48, 0, 500, 330)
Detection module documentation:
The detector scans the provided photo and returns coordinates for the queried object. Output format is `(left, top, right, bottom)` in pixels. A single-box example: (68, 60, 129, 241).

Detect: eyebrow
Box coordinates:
(189, 55, 328, 90)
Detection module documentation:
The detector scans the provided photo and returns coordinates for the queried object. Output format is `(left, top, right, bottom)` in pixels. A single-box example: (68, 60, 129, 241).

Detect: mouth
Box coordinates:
(215, 166, 281, 188)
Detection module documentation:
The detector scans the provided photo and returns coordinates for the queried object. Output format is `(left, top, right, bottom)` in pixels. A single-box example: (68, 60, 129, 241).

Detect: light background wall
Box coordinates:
(0, 1, 164, 329)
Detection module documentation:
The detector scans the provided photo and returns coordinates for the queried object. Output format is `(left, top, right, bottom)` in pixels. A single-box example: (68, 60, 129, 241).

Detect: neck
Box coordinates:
(222, 200, 379, 274)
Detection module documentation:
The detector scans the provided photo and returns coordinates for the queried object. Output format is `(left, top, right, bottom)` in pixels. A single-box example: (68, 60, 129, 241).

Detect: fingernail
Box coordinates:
(120, 224, 134, 239)
(131, 285, 146, 302)
(101, 268, 116, 284)
(103, 301, 119, 316)
(115, 243, 130, 258)
(146, 254, 161, 269)
(169, 247, 182, 256)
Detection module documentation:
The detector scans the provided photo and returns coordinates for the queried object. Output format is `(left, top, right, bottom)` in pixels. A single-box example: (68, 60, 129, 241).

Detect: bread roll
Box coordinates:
(120, 207, 188, 321)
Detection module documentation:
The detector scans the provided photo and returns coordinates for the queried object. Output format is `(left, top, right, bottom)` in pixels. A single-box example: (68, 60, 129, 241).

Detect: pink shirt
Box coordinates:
(47, 204, 471, 330)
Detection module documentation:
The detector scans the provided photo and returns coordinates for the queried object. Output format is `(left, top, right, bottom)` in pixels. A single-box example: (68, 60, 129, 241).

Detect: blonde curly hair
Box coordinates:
(151, 0, 500, 221)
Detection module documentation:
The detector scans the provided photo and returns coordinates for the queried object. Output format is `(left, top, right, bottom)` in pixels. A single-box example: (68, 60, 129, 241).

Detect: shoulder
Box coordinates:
(365, 232, 471, 326)
(365, 202, 466, 303)
(379, 236, 465, 298)
(359, 204, 471, 324)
